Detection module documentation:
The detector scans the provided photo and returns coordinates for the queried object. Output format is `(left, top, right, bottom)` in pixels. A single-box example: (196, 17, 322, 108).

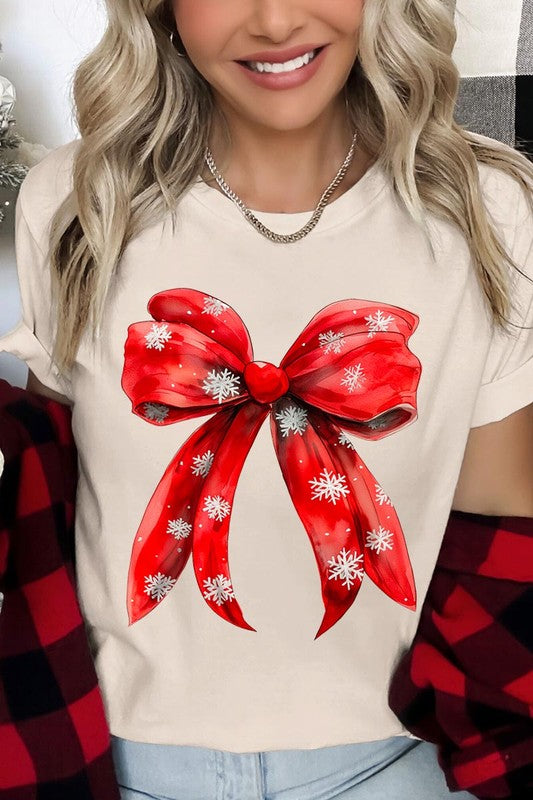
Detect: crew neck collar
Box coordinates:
(185, 158, 389, 234)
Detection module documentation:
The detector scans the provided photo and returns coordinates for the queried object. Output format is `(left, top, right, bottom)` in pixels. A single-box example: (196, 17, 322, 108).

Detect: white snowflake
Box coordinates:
(327, 547, 364, 590)
(318, 329, 346, 355)
(340, 363, 366, 393)
(367, 414, 391, 430)
(202, 367, 241, 404)
(144, 322, 173, 350)
(191, 449, 215, 477)
(309, 467, 350, 505)
(364, 310, 395, 338)
(143, 571, 177, 601)
(274, 404, 309, 437)
(365, 525, 394, 554)
(203, 494, 231, 521)
(143, 402, 170, 423)
(202, 295, 229, 317)
(166, 517, 192, 540)
(338, 431, 357, 450)
(375, 483, 392, 506)
(203, 574, 236, 606)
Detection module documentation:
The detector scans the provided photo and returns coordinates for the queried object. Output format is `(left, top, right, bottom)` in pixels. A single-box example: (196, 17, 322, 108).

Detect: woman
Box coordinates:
(1, 1, 532, 798)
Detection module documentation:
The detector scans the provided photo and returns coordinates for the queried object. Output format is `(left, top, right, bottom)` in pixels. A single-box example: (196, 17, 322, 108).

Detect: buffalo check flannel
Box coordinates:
(453, 0, 533, 158)
(0, 378, 120, 799)
(388, 511, 533, 799)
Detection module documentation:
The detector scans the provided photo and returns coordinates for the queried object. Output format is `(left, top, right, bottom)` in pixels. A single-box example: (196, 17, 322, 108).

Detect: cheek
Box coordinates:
(172, 0, 234, 58)
(325, 0, 365, 34)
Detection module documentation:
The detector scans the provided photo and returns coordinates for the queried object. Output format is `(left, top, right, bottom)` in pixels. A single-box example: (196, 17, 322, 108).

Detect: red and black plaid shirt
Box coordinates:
(389, 510, 533, 799)
(0, 377, 531, 798)
(0, 379, 120, 799)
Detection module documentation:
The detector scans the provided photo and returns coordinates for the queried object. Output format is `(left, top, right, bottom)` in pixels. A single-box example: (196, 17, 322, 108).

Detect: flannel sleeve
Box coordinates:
(388, 510, 533, 799)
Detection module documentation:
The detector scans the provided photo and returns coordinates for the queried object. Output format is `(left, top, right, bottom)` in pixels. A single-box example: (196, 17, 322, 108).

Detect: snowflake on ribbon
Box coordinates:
(202, 368, 241, 404)
(143, 402, 170, 423)
(191, 449, 215, 477)
(340, 363, 366, 393)
(144, 322, 173, 351)
(202, 295, 229, 317)
(365, 525, 394, 554)
(364, 310, 395, 338)
(143, 572, 177, 601)
(375, 484, 392, 506)
(203, 494, 231, 521)
(327, 547, 364, 589)
(203, 574, 236, 606)
(309, 467, 350, 505)
(166, 517, 192, 540)
(338, 431, 357, 450)
(318, 329, 346, 355)
(274, 404, 309, 437)
(367, 414, 391, 430)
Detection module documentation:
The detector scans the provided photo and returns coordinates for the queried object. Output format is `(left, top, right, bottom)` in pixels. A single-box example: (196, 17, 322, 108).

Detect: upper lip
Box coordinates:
(237, 43, 326, 63)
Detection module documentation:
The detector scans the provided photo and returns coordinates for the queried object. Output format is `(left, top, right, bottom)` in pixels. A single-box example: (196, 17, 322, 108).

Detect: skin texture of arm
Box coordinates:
(452, 402, 533, 516)
(26, 368, 72, 407)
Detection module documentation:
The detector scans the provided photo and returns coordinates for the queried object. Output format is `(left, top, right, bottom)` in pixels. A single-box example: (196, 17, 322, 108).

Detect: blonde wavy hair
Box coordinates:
(46, 0, 533, 375)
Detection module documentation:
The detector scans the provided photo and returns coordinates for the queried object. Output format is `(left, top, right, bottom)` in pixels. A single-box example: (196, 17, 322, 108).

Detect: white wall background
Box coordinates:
(0, 1, 525, 387)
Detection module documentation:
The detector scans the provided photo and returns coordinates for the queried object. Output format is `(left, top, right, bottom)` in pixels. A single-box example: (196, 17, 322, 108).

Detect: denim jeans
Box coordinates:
(111, 733, 476, 799)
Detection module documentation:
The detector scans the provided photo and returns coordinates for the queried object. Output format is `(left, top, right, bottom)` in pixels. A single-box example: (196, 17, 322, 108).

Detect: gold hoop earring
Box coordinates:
(169, 31, 187, 58)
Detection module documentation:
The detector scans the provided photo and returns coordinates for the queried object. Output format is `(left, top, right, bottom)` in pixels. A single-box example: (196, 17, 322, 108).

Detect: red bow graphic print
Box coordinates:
(121, 288, 422, 638)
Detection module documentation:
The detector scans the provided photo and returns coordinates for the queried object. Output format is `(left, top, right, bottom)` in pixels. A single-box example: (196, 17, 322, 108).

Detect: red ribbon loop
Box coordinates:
(121, 288, 422, 637)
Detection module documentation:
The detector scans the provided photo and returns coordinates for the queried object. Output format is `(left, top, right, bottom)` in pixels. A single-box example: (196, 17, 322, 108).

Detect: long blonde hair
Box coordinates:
(46, 0, 533, 375)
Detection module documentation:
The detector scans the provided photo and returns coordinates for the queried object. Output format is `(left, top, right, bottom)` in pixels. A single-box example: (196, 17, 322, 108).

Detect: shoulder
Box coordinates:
(467, 132, 532, 233)
(468, 135, 533, 324)
(17, 138, 81, 245)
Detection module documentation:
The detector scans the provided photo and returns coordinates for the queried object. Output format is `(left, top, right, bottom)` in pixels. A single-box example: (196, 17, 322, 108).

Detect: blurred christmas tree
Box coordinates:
(0, 40, 50, 228)
(0, 73, 28, 226)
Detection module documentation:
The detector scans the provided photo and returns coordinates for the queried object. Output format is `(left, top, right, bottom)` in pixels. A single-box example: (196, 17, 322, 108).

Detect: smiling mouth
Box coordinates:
(236, 45, 326, 72)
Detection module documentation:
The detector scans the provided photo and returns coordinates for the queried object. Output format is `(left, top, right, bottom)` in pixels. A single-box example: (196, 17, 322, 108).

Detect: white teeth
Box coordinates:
(246, 48, 318, 74)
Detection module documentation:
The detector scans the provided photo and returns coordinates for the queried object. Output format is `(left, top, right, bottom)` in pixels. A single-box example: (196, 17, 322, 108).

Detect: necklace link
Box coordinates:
(203, 128, 358, 243)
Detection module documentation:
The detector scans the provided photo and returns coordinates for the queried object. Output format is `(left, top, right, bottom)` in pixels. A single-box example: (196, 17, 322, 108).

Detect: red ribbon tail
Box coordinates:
(319, 416, 417, 610)
(192, 401, 270, 631)
(127, 405, 240, 624)
(271, 398, 365, 639)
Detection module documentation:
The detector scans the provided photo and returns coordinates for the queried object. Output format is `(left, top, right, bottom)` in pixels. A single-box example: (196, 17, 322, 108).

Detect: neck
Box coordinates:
(201, 96, 374, 213)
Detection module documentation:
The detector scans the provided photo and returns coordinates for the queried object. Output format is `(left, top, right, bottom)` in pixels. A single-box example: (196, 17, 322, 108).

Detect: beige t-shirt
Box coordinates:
(1, 137, 532, 752)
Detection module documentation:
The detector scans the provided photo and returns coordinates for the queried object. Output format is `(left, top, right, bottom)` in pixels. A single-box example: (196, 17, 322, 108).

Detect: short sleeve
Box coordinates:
(0, 187, 73, 400)
(470, 172, 533, 428)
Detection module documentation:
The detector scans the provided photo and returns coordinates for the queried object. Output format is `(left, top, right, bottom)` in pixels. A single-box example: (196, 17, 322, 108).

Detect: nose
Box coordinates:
(246, 0, 305, 48)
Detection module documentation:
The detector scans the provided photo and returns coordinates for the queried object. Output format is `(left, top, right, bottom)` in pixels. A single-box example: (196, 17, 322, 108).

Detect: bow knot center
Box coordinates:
(243, 361, 289, 404)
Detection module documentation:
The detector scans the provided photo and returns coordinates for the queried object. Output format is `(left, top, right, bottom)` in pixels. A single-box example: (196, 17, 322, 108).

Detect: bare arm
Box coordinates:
(452, 402, 533, 516)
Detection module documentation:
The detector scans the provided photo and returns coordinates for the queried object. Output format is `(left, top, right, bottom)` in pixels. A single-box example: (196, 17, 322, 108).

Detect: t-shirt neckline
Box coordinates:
(186, 157, 388, 234)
